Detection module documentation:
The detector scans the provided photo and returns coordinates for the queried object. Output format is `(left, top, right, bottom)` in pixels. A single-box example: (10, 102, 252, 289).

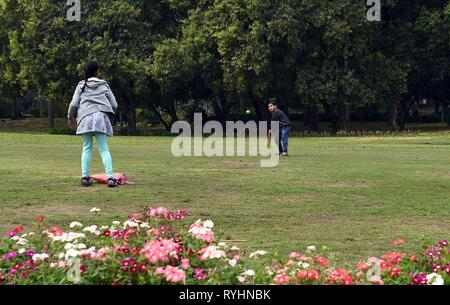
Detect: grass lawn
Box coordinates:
(1, 130, 450, 265)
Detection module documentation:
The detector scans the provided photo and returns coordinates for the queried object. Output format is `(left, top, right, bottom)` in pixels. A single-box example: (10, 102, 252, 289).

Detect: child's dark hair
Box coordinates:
(81, 61, 99, 93)
(267, 99, 277, 106)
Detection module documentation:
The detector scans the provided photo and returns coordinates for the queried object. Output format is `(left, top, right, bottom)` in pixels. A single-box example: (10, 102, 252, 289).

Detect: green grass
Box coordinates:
(1, 131, 450, 265)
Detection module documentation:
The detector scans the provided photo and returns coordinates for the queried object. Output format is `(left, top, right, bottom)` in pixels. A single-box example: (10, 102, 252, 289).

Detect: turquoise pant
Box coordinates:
(81, 132, 114, 179)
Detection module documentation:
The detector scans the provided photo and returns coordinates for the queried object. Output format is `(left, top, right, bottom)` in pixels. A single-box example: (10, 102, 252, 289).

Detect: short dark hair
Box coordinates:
(267, 99, 277, 106)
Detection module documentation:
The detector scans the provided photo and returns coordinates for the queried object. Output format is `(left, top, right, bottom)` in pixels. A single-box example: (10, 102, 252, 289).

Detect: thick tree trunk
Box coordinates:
(322, 102, 338, 132)
(122, 94, 136, 131)
(337, 101, 349, 131)
(434, 100, 440, 115)
(47, 101, 54, 128)
(12, 97, 20, 120)
(305, 104, 319, 131)
(211, 97, 225, 125)
(357, 107, 366, 125)
(442, 101, 449, 125)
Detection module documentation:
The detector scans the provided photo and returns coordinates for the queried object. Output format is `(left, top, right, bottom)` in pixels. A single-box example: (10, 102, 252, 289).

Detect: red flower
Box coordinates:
(36, 215, 45, 223)
(103, 230, 111, 237)
(13, 226, 24, 234)
(439, 240, 449, 247)
(314, 256, 329, 267)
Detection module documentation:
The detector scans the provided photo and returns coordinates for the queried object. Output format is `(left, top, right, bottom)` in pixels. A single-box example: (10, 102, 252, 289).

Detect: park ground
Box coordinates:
(0, 119, 450, 265)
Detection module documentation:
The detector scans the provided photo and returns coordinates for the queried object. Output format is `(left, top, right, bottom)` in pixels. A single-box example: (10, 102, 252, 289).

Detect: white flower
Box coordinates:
(65, 249, 80, 259)
(70, 222, 83, 228)
(249, 250, 268, 258)
(83, 225, 98, 234)
(99, 226, 109, 230)
(112, 221, 121, 226)
(230, 246, 240, 252)
(123, 221, 139, 228)
(11, 236, 19, 241)
(18, 248, 26, 254)
(203, 220, 214, 229)
(306, 245, 316, 253)
(77, 243, 86, 249)
(90, 207, 101, 213)
(52, 236, 62, 241)
(17, 238, 28, 245)
(244, 270, 256, 277)
(237, 276, 246, 283)
(302, 262, 310, 269)
(32, 253, 49, 262)
(64, 243, 75, 250)
(58, 252, 65, 259)
(140, 223, 150, 229)
(218, 242, 227, 247)
(28, 232, 35, 236)
(50, 262, 58, 268)
(201, 246, 226, 260)
(426, 273, 444, 285)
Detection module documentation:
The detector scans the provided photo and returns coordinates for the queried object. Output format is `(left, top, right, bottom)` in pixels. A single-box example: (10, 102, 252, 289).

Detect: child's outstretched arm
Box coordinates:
(68, 85, 82, 119)
(105, 85, 118, 111)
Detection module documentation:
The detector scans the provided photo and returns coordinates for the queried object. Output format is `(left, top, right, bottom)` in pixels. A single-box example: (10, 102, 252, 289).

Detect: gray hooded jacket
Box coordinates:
(67, 77, 118, 125)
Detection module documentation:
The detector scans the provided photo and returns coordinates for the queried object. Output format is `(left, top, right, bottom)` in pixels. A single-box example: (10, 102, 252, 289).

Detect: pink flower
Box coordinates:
(391, 237, 405, 246)
(288, 252, 301, 259)
(161, 266, 186, 284)
(181, 259, 190, 270)
(370, 275, 384, 285)
(143, 239, 179, 264)
(274, 274, 288, 285)
(156, 207, 168, 215)
(5, 252, 17, 261)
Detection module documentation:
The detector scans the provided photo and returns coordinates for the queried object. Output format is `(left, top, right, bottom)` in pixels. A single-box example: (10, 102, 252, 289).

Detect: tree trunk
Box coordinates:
(442, 101, 449, 125)
(434, 100, 440, 115)
(40, 100, 44, 118)
(122, 92, 137, 131)
(168, 100, 178, 124)
(357, 107, 366, 125)
(47, 101, 54, 128)
(12, 97, 20, 120)
(387, 104, 397, 129)
(305, 104, 319, 131)
(337, 101, 349, 131)
(151, 104, 171, 131)
(322, 102, 338, 132)
(211, 97, 225, 125)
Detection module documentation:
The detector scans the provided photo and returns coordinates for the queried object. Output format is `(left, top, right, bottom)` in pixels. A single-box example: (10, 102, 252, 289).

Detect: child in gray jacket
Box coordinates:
(67, 61, 119, 187)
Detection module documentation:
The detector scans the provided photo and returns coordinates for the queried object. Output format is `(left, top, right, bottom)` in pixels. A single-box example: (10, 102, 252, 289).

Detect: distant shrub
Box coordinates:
(49, 128, 76, 135)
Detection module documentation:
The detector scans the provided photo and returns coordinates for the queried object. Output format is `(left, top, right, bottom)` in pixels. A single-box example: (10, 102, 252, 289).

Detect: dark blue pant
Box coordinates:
(279, 126, 292, 153)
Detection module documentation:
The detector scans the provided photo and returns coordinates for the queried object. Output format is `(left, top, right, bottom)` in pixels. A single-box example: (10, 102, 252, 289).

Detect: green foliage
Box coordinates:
(0, 0, 449, 129)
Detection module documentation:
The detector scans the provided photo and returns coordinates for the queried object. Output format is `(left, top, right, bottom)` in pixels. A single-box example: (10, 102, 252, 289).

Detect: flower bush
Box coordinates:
(0, 208, 448, 285)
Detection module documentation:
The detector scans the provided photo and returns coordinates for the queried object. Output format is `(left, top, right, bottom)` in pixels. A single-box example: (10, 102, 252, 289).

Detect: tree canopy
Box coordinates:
(0, 0, 449, 131)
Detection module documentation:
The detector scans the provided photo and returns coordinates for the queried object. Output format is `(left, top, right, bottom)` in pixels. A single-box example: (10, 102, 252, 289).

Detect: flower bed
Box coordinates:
(0, 207, 448, 285)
